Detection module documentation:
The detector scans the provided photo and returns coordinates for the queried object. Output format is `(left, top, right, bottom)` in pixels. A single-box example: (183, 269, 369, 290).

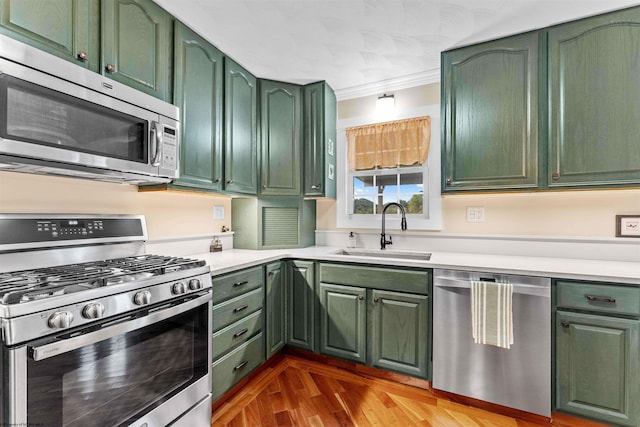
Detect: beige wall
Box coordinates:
(324, 82, 640, 238)
(0, 172, 232, 240)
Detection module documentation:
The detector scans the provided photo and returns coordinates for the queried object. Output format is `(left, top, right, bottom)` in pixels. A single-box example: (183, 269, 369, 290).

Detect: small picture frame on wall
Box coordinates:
(616, 215, 640, 238)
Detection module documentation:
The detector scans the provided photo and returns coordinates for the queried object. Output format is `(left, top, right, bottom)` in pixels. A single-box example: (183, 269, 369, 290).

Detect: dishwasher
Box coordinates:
(432, 268, 551, 417)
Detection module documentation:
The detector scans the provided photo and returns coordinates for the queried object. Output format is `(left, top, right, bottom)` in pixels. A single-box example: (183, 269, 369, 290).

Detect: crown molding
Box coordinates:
(334, 68, 441, 101)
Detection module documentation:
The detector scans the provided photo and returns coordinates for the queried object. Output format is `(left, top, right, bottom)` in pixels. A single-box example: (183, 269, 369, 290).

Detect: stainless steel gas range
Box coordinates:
(0, 214, 212, 427)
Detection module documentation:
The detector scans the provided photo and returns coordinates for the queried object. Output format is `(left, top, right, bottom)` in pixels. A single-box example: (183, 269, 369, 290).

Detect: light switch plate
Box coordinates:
(213, 205, 225, 220)
(467, 207, 485, 222)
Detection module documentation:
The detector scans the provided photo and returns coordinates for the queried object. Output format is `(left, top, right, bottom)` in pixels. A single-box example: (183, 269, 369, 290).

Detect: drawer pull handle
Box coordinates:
(373, 297, 379, 303)
(233, 281, 248, 288)
(358, 295, 364, 301)
(233, 305, 249, 313)
(561, 321, 570, 328)
(585, 294, 616, 303)
(233, 328, 249, 338)
(234, 360, 248, 371)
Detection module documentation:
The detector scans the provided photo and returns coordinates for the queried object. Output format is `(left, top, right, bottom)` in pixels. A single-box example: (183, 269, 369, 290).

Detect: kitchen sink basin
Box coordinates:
(336, 248, 432, 261)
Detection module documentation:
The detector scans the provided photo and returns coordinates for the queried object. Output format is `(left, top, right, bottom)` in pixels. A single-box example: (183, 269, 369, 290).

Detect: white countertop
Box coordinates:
(190, 246, 640, 285)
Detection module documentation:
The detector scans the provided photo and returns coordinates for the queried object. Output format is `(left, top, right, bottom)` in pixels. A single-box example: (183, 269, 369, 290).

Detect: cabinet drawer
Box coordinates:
(212, 309, 263, 361)
(556, 280, 640, 316)
(212, 287, 263, 332)
(319, 263, 430, 294)
(212, 333, 264, 401)
(212, 267, 263, 304)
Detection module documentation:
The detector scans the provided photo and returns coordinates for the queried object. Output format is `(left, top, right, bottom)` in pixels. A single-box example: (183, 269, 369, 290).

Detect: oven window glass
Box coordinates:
(0, 74, 148, 163)
(26, 304, 208, 427)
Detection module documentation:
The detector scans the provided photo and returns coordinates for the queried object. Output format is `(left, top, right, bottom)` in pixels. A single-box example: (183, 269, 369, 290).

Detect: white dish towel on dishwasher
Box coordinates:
(471, 281, 514, 349)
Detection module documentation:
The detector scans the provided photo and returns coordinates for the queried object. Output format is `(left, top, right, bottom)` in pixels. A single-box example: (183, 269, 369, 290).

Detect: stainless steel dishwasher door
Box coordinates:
(432, 269, 551, 417)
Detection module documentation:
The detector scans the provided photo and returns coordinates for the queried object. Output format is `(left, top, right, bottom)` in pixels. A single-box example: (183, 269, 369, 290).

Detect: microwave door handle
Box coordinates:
(150, 121, 162, 166)
(29, 292, 210, 361)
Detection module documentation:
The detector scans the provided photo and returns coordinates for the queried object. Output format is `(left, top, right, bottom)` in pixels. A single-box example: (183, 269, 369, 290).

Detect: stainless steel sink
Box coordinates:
(335, 248, 431, 261)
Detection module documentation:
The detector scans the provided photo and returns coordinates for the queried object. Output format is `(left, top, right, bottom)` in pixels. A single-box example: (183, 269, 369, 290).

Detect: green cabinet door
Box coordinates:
(173, 22, 223, 191)
(318, 282, 366, 364)
(370, 289, 429, 379)
(442, 32, 539, 191)
(286, 260, 316, 351)
(259, 80, 301, 196)
(265, 261, 285, 358)
(224, 58, 258, 195)
(556, 311, 640, 426)
(0, 0, 99, 71)
(101, 0, 172, 101)
(303, 81, 337, 198)
(548, 8, 640, 187)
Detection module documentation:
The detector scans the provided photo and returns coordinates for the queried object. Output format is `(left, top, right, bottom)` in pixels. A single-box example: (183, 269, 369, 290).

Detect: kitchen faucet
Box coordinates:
(380, 202, 407, 250)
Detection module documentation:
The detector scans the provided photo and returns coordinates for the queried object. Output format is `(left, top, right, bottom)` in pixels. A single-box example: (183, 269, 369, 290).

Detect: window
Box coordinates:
(336, 105, 442, 230)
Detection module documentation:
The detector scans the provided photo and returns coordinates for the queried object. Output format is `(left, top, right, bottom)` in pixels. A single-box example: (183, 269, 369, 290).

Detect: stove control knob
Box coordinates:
(82, 302, 105, 319)
(172, 282, 186, 295)
(188, 278, 202, 291)
(48, 311, 74, 329)
(133, 290, 152, 306)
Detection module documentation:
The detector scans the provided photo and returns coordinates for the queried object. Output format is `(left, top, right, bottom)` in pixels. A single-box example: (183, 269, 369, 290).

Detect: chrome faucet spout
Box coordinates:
(380, 202, 407, 250)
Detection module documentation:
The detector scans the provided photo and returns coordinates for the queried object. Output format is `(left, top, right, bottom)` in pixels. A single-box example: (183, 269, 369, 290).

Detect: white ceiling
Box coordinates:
(154, 0, 640, 99)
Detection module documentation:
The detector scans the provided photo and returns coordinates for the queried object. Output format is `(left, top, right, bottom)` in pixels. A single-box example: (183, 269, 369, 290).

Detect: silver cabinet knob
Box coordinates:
(77, 51, 89, 61)
(48, 311, 74, 329)
(82, 302, 105, 319)
(226, 180, 233, 184)
(188, 278, 202, 290)
(311, 184, 321, 190)
(105, 63, 116, 73)
(172, 282, 186, 295)
(133, 290, 152, 306)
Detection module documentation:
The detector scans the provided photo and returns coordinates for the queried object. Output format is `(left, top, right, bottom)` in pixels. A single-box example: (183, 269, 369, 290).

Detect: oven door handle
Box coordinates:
(29, 292, 210, 361)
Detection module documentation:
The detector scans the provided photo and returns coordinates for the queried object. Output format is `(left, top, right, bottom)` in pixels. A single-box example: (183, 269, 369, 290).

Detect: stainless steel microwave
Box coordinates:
(0, 34, 179, 185)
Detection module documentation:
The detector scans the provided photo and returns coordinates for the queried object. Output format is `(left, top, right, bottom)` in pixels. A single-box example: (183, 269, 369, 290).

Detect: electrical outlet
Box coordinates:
(467, 207, 485, 223)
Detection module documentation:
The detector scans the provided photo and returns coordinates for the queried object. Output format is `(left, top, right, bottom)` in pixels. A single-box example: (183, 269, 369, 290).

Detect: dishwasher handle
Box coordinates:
(434, 276, 550, 297)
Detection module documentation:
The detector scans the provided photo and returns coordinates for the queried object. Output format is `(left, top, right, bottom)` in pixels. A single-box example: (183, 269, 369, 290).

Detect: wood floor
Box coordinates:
(212, 354, 607, 427)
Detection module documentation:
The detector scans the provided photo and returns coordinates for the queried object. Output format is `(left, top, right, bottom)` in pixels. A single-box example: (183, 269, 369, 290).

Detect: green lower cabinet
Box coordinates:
(556, 311, 640, 426)
(265, 261, 285, 358)
(370, 289, 429, 378)
(286, 260, 316, 352)
(318, 282, 367, 364)
(317, 278, 430, 379)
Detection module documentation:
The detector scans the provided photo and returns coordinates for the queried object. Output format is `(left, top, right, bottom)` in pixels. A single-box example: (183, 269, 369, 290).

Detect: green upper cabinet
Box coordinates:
(0, 0, 99, 70)
(547, 7, 640, 188)
(224, 58, 258, 195)
(259, 80, 302, 196)
(0, 0, 172, 101)
(303, 81, 337, 198)
(101, 0, 172, 102)
(441, 32, 540, 192)
(173, 22, 223, 191)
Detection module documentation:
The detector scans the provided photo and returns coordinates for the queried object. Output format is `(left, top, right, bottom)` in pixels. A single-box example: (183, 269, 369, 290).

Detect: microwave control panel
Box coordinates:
(161, 126, 177, 170)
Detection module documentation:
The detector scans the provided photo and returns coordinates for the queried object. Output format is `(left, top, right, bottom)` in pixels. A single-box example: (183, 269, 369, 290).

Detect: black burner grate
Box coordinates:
(0, 255, 205, 304)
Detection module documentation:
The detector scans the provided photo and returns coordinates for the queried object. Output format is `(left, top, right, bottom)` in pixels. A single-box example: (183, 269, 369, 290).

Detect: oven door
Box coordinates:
(3, 292, 211, 427)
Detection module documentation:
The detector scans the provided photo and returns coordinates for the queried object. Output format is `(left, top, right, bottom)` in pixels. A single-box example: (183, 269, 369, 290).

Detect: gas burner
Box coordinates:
(0, 254, 206, 304)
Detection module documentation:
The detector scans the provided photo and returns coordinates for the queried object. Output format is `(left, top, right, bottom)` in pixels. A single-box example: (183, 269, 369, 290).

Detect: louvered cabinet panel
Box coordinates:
(231, 197, 315, 249)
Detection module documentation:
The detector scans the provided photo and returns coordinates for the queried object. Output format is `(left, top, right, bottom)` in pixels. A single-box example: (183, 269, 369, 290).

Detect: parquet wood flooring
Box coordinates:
(212, 354, 607, 427)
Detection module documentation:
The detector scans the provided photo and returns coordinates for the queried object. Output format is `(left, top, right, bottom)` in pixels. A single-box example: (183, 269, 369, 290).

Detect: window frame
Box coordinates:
(336, 105, 442, 231)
